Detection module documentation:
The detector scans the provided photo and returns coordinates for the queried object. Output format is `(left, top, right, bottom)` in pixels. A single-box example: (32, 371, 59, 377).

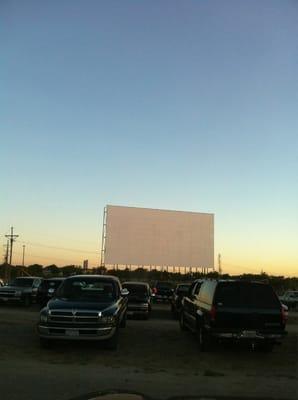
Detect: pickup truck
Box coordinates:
(180, 279, 287, 352)
(38, 275, 128, 349)
(0, 277, 43, 306)
(279, 290, 298, 310)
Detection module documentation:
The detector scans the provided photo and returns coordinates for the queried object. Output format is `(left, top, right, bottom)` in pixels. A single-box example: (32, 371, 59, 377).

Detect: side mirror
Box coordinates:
(121, 288, 129, 297)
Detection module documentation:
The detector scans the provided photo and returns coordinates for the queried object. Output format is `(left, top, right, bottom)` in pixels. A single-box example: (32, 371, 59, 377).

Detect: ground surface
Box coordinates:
(0, 303, 297, 400)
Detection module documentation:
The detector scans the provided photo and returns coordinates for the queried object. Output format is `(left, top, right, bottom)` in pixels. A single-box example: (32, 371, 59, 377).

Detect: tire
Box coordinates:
(105, 329, 119, 350)
(23, 295, 31, 307)
(120, 313, 127, 328)
(143, 312, 149, 320)
(179, 311, 187, 331)
(258, 341, 274, 353)
(197, 326, 211, 352)
(40, 338, 51, 349)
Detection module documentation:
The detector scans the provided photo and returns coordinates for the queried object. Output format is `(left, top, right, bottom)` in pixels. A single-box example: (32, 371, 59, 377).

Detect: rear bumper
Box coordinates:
(127, 304, 149, 315)
(38, 325, 116, 341)
(211, 330, 287, 341)
(153, 295, 171, 301)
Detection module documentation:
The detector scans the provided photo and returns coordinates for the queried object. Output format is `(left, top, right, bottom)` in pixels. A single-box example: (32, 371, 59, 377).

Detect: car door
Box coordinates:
(183, 282, 199, 330)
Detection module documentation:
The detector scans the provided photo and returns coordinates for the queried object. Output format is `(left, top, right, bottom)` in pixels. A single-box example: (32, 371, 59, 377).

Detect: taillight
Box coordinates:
(152, 287, 157, 294)
(281, 306, 288, 325)
(210, 305, 217, 321)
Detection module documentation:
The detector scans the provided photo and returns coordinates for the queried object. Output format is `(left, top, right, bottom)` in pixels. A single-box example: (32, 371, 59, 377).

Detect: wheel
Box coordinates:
(105, 329, 119, 350)
(258, 341, 274, 353)
(40, 338, 51, 349)
(120, 313, 127, 328)
(179, 311, 187, 331)
(143, 312, 149, 320)
(23, 295, 31, 307)
(197, 326, 211, 352)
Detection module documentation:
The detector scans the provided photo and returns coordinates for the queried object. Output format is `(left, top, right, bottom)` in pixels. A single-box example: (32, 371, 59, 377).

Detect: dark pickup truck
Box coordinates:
(38, 275, 128, 349)
(0, 277, 43, 306)
(180, 280, 287, 352)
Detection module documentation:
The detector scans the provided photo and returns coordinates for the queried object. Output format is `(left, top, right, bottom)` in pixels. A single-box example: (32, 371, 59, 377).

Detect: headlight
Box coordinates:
(40, 309, 49, 323)
(15, 291, 22, 296)
(101, 315, 116, 324)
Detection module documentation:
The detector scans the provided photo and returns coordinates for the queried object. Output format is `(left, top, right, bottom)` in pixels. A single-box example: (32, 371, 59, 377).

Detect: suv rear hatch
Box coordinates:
(212, 282, 285, 332)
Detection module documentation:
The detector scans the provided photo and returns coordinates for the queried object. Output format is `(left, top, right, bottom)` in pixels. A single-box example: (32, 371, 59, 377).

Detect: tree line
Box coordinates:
(0, 263, 297, 294)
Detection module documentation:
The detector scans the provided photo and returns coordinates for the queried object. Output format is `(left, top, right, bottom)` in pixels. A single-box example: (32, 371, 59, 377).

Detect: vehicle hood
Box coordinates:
(0, 285, 29, 291)
(47, 298, 117, 313)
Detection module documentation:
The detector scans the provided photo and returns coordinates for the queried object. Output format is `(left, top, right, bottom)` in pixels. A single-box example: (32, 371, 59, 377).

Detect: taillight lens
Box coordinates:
(281, 306, 288, 325)
(152, 287, 157, 294)
(210, 305, 217, 321)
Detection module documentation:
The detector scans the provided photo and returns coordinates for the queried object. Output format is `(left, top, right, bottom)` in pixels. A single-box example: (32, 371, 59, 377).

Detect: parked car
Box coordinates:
(0, 276, 43, 306)
(122, 281, 152, 319)
(151, 281, 173, 302)
(170, 282, 192, 317)
(279, 290, 298, 309)
(180, 280, 287, 352)
(38, 275, 128, 349)
(36, 277, 65, 307)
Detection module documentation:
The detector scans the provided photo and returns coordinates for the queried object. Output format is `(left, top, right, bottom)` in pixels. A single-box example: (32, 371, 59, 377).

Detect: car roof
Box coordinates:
(65, 274, 120, 282)
(45, 277, 65, 281)
(15, 276, 41, 279)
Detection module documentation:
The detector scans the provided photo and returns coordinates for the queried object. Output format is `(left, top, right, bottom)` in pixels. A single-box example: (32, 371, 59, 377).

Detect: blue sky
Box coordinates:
(1, 1, 297, 275)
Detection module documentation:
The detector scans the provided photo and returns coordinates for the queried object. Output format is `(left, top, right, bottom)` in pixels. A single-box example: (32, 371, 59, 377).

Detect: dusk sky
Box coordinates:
(1, 1, 297, 276)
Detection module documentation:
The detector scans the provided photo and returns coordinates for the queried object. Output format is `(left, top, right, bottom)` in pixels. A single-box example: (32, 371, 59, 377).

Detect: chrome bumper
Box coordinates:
(213, 331, 286, 340)
(38, 325, 116, 341)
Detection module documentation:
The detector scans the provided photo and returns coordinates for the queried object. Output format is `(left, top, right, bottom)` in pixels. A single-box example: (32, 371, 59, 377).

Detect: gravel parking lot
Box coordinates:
(0, 304, 297, 400)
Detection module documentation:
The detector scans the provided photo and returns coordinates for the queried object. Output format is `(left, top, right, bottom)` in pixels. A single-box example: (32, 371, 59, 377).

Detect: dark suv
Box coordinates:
(38, 275, 128, 349)
(152, 281, 173, 302)
(180, 280, 287, 352)
(36, 277, 65, 307)
(122, 281, 152, 319)
(170, 282, 192, 317)
(0, 277, 43, 306)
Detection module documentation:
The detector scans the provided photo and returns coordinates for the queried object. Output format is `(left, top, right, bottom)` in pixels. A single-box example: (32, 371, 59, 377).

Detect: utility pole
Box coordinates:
(5, 227, 19, 265)
(218, 253, 222, 275)
(22, 245, 26, 267)
(4, 240, 9, 264)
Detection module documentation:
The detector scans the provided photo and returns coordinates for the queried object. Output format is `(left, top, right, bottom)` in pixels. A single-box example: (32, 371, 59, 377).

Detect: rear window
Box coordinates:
(177, 284, 190, 294)
(215, 282, 280, 309)
(156, 282, 172, 289)
(123, 284, 148, 294)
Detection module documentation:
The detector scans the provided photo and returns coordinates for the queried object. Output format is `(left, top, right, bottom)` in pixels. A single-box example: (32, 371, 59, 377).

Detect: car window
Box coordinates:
(215, 283, 280, 309)
(176, 284, 190, 294)
(58, 279, 116, 301)
(11, 278, 34, 287)
(123, 284, 148, 295)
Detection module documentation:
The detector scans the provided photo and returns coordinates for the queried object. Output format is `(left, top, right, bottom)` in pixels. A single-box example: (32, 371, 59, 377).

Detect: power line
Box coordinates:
(21, 241, 98, 255)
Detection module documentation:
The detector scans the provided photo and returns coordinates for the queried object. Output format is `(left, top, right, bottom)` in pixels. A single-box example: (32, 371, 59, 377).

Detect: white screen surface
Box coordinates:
(104, 205, 214, 268)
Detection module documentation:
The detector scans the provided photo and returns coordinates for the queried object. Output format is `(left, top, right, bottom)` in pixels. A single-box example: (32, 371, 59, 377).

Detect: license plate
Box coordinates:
(1, 297, 9, 302)
(127, 311, 134, 315)
(242, 330, 256, 338)
(65, 329, 79, 337)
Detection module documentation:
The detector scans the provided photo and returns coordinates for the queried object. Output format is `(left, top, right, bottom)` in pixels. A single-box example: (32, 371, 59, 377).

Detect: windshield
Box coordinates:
(215, 282, 280, 309)
(57, 278, 116, 301)
(10, 278, 34, 287)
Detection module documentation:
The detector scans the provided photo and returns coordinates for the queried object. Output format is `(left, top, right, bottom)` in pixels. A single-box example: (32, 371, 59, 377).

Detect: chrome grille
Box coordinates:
(48, 309, 100, 324)
(0, 290, 16, 298)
